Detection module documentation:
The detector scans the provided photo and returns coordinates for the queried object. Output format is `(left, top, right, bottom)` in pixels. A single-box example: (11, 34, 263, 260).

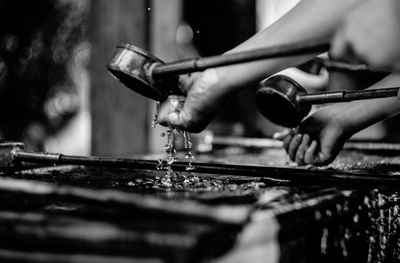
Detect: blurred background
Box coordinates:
(2, 0, 399, 157)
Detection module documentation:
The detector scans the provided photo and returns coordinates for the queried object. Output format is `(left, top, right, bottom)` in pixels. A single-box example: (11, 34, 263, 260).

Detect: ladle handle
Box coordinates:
(152, 36, 331, 78)
(298, 87, 399, 105)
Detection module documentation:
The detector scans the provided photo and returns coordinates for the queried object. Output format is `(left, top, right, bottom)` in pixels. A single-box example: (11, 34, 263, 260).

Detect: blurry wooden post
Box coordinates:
(149, 0, 183, 154)
(89, 0, 150, 156)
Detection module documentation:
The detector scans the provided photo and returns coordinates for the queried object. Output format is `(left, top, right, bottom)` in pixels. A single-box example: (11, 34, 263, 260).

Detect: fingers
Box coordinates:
(275, 129, 296, 155)
(273, 129, 294, 141)
(158, 69, 223, 132)
(295, 134, 311, 165)
(157, 74, 201, 131)
(279, 129, 300, 162)
(283, 133, 319, 165)
(157, 98, 189, 130)
(304, 140, 318, 164)
(313, 152, 333, 167)
(158, 73, 197, 129)
(157, 96, 209, 133)
(288, 134, 302, 162)
(285, 135, 337, 166)
(284, 133, 312, 165)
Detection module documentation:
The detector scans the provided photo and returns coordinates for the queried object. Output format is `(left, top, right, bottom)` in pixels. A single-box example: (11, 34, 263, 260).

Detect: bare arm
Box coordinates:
(158, 0, 362, 132)
(211, 0, 362, 94)
(331, 0, 400, 72)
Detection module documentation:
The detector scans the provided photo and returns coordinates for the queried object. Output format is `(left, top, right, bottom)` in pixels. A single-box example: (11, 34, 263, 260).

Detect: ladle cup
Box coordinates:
(256, 75, 399, 127)
(107, 37, 331, 101)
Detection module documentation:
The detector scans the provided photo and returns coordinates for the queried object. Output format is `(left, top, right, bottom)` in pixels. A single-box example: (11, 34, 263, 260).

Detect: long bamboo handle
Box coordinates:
(298, 87, 399, 105)
(152, 36, 331, 78)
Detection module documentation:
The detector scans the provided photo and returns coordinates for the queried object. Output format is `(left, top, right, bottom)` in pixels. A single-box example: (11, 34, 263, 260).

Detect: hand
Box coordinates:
(331, 0, 400, 71)
(278, 106, 354, 166)
(157, 68, 226, 133)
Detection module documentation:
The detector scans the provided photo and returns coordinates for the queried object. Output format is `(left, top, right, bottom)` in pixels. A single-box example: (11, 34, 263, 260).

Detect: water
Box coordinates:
(183, 131, 195, 171)
(152, 101, 161, 128)
(156, 159, 163, 170)
(163, 127, 179, 187)
(152, 96, 197, 186)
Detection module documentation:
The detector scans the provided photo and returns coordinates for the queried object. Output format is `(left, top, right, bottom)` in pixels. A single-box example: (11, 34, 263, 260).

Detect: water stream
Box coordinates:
(153, 96, 197, 187)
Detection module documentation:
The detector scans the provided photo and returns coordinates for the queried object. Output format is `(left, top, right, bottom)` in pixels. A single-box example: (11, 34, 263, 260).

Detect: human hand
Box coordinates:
(331, 0, 400, 71)
(277, 106, 354, 166)
(157, 68, 226, 133)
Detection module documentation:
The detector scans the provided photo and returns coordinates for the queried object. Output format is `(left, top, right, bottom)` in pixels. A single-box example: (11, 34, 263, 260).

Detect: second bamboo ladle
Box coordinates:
(256, 75, 398, 127)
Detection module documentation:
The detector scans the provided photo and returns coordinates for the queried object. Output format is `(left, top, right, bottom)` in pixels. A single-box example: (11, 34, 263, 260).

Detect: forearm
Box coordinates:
(333, 74, 400, 135)
(214, 0, 362, 96)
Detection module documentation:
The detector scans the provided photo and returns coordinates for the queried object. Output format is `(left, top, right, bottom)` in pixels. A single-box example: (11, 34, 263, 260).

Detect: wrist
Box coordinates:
(324, 104, 360, 138)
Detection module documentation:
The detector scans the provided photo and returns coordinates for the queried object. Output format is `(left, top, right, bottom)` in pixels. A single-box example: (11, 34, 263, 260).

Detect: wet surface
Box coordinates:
(1, 148, 400, 262)
(12, 165, 279, 204)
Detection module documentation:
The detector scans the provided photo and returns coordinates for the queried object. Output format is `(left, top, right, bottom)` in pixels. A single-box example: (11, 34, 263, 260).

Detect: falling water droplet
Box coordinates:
(152, 101, 161, 128)
(167, 156, 175, 165)
(183, 131, 192, 149)
(156, 96, 197, 184)
(185, 150, 195, 171)
(156, 159, 163, 170)
(186, 162, 195, 171)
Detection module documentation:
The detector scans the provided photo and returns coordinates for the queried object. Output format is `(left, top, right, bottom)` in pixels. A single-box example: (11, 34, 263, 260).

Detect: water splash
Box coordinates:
(183, 131, 192, 149)
(183, 131, 195, 171)
(156, 159, 163, 170)
(152, 101, 161, 128)
(162, 128, 180, 186)
(153, 96, 197, 187)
